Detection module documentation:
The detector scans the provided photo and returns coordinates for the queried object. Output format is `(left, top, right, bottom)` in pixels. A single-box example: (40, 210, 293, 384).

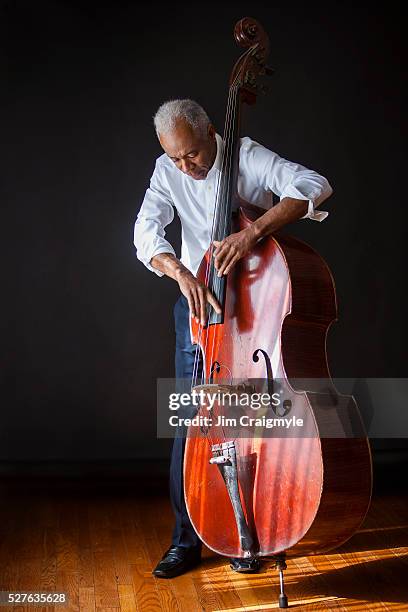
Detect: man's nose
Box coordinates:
(180, 159, 195, 174)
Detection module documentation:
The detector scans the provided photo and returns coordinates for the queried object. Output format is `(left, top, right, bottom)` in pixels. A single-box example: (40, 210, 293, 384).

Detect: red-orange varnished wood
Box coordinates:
(184, 206, 372, 559)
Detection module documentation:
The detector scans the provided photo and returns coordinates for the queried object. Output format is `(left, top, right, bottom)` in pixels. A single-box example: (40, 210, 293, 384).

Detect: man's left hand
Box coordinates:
(213, 227, 258, 277)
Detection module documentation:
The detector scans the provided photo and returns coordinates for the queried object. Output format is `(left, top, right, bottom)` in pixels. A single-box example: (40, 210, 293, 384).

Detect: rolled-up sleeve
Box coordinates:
(133, 160, 176, 277)
(279, 166, 332, 221)
(245, 140, 333, 222)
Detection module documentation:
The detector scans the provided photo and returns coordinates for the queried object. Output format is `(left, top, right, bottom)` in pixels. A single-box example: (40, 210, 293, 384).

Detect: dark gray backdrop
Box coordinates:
(1, 1, 405, 462)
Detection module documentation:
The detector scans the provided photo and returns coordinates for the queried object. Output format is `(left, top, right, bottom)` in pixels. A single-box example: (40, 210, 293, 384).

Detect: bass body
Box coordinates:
(184, 205, 372, 558)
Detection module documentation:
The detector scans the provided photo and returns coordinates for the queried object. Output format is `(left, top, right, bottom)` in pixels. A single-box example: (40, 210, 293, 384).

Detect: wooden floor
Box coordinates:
(0, 476, 407, 611)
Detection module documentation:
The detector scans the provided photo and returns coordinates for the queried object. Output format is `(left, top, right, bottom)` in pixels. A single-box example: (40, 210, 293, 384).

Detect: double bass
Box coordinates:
(183, 17, 372, 608)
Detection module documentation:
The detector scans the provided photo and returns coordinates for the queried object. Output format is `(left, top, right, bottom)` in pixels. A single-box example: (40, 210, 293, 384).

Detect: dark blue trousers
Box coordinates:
(170, 295, 202, 548)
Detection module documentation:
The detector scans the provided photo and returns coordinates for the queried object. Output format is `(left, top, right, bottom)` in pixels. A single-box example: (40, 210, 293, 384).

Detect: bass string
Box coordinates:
(191, 73, 241, 389)
(198, 83, 241, 450)
(202, 85, 237, 368)
(192, 83, 239, 450)
(190, 86, 232, 387)
(190, 55, 249, 450)
(206, 84, 239, 388)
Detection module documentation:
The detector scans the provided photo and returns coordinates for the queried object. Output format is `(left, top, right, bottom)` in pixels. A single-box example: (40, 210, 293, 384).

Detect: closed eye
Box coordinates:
(169, 151, 198, 162)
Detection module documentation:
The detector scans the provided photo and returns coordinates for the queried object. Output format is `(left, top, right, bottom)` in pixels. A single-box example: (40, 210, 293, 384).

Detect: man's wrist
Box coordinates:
(249, 220, 267, 242)
(174, 265, 191, 282)
(150, 252, 190, 281)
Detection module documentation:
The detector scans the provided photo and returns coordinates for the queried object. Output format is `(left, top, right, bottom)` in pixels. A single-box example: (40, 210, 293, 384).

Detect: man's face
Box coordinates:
(159, 119, 217, 180)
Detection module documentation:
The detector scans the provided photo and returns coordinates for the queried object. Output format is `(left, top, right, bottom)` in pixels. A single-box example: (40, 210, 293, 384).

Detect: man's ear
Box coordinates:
(208, 123, 216, 139)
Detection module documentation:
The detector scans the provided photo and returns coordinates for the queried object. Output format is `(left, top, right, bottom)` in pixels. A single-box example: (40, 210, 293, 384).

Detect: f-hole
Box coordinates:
(252, 349, 292, 417)
(252, 349, 273, 392)
(252, 348, 276, 413)
(209, 361, 221, 384)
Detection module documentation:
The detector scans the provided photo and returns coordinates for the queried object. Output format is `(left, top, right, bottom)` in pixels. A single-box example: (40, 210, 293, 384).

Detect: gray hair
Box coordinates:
(153, 99, 210, 138)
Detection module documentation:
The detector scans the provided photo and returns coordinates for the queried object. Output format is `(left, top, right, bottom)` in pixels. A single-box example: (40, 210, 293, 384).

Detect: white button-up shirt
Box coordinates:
(134, 134, 332, 276)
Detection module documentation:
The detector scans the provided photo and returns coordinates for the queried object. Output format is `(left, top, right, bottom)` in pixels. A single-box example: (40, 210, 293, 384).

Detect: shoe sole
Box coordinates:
(153, 559, 201, 579)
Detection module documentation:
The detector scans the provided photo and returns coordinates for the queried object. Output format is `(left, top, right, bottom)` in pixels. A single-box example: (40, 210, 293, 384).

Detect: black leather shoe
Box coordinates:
(230, 557, 261, 573)
(153, 545, 201, 578)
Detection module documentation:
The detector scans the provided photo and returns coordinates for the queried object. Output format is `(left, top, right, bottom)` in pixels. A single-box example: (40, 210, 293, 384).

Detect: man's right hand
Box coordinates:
(176, 269, 221, 326)
(149, 252, 221, 325)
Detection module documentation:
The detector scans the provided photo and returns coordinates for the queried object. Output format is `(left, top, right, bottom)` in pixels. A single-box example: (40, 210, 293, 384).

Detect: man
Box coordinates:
(134, 99, 332, 578)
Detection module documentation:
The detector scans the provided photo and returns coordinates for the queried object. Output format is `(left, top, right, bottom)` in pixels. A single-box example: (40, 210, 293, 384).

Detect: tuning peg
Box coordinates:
(264, 65, 275, 76)
(244, 70, 257, 86)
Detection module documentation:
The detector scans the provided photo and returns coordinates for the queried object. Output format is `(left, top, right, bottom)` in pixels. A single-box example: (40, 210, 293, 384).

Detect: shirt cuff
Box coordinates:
(144, 246, 177, 277)
(280, 184, 330, 222)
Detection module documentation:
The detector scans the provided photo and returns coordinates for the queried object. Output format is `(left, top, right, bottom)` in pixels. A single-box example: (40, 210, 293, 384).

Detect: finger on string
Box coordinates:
(218, 250, 235, 276)
(214, 241, 229, 257)
(198, 287, 207, 326)
(214, 244, 230, 270)
(212, 240, 222, 256)
(207, 290, 222, 314)
(187, 295, 196, 321)
(224, 255, 239, 276)
(189, 291, 197, 322)
(192, 290, 200, 323)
